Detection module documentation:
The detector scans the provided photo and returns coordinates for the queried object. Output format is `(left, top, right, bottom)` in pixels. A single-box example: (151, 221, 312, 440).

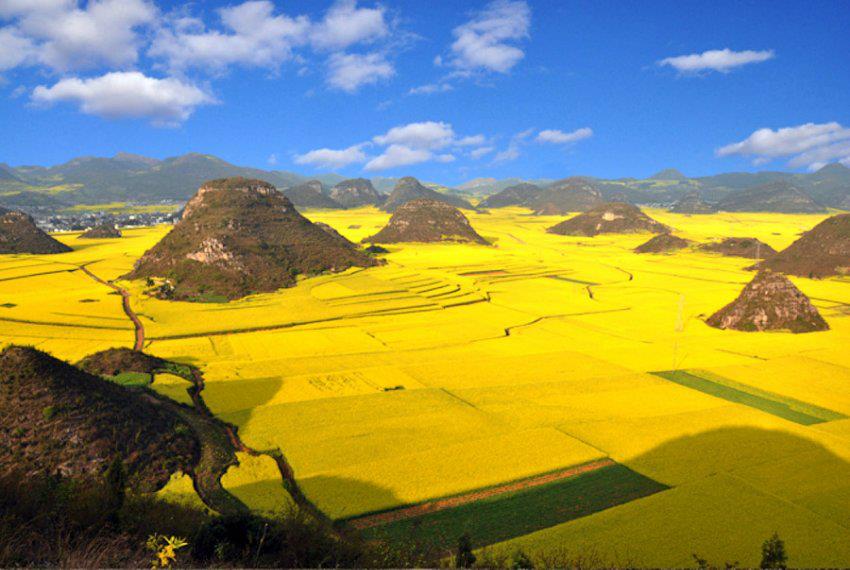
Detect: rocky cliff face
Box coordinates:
(381, 177, 472, 213)
(706, 270, 828, 333)
(330, 178, 384, 208)
(126, 177, 376, 301)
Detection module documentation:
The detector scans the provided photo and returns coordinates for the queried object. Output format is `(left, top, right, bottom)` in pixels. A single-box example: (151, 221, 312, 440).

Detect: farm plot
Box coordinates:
(356, 461, 667, 553)
(3, 207, 850, 566)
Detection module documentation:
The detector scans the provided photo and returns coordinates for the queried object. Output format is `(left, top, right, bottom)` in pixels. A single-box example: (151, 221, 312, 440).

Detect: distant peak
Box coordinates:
(113, 152, 160, 166)
(815, 162, 850, 173)
(650, 168, 687, 181)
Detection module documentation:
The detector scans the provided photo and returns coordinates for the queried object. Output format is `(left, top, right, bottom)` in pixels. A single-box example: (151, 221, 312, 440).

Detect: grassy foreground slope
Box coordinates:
(2, 207, 850, 566)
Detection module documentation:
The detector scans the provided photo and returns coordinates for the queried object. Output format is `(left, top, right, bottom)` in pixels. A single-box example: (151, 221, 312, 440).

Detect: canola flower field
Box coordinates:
(2, 207, 850, 566)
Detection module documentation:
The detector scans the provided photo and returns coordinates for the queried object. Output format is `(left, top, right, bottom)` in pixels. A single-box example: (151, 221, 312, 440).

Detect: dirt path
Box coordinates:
(72, 264, 327, 521)
(347, 458, 615, 530)
(78, 265, 145, 350)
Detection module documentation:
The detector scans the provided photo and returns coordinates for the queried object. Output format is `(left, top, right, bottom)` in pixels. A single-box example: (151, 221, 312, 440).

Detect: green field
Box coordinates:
(360, 463, 669, 552)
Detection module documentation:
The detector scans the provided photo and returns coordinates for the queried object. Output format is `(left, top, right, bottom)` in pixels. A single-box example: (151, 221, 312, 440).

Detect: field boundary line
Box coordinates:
(346, 458, 614, 530)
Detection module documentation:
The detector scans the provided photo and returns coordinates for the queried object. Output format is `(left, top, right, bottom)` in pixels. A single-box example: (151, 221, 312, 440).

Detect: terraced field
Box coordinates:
(2, 207, 850, 566)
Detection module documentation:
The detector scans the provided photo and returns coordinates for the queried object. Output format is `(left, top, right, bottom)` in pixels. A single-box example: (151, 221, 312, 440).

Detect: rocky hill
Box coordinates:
(706, 270, 828, 333)
(717, 180, 825, 213)
(365, 199, 488, 244)
(548, 202, 669, 236)
(758, 213, 850, 278)
(0, 208, 71, 253)
(0, 346, 199, 489)
(381, 177, 472, 213)
(125, 177, 377, 301)
(634, 233, 693, 253)
(77, 348, 168, 377)
(80, 224, 121, 238)
(329, 178, 384, 208)
(529, 177, 603, 215)
(670, 191, 717, 214)
(698, 237, 777, 259)
(282, 180, 342, 209)
(479, 183, 541, 208)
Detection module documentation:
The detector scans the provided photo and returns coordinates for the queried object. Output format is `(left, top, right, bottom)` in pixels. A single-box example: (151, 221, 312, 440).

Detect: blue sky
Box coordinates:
(1, 0, 848, 184)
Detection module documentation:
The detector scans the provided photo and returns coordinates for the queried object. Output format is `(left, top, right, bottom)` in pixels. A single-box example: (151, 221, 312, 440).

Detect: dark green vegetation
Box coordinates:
(548, 202, 669, 237)
(125, 177, 377, 301)
(365, 199, 489, 245)
(0, 346, 198, 490)
(0, 208, 71, 254)
(706, 270, 829, 333)
(0, 469, 427, 568)
(382, 177, 473, 212)
(698, 237, 777, 259)
(651, 370, 846, 425)
(758, 213, 850, 278)
(282, 179, 343, 209)
(360, 463, 668, 553)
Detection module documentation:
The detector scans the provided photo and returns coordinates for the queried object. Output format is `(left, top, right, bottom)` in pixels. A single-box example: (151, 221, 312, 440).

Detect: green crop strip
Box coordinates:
(651, 369, 847, 425)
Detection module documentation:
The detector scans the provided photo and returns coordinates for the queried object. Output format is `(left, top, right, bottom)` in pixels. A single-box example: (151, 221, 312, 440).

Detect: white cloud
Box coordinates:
(374, 121, 456, 150)
(408, 82, 453, 95)
(0, 0, 157, 72)
(456, 134, 486, 146)
(717, 122, 850, 170)
(536, 127, 593, 144)
(492, 127, 533, 162)
(447, 0, 530, 74)
(493, 146, 520, 162)
(365, 144, 432, 171)
(0, 27, 36, 71)
(659, 48, 774, 74)
(299, 121, 488, 172)
(267, 153, 278, 165)
(31, 71, 214, 125)
(326, 51, 393, 92)
(310, 0, 387, 51)
(150, 1, 310, 72)
(294, 144, 367, 169)
(469, 146, 494, 159)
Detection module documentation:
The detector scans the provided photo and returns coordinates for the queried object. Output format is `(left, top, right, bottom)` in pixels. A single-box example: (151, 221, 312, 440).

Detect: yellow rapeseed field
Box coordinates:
(3, 206, 850, 566)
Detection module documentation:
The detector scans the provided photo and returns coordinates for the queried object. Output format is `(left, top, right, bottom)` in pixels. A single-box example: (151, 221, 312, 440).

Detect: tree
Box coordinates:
(760, 532, 787, 569)
(454, 534, 476, 568)
(104, 455, 127, 523)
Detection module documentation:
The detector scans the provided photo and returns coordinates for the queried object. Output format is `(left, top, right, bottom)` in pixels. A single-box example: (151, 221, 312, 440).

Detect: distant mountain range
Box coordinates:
(1, 152, 848, 213)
